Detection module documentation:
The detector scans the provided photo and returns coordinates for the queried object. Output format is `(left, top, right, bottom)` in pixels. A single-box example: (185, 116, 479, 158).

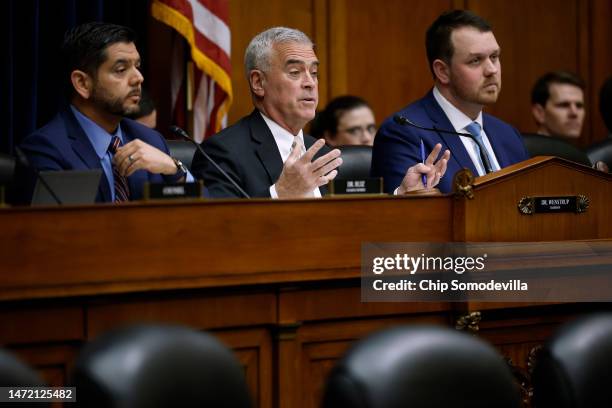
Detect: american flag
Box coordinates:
(151, 0, 232, 142)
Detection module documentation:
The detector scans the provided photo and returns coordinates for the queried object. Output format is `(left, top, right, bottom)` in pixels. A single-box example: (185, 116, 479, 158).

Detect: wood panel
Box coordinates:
(457, 158, 612, 241)
(215, 328, 274, 408)
(86, 291, 277, 337)
(0, 196, 453, 300)
(338, 0, 452, 122)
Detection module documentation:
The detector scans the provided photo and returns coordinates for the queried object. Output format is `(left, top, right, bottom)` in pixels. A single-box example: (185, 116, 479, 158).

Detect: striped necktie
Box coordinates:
(108, 136, 130, 202)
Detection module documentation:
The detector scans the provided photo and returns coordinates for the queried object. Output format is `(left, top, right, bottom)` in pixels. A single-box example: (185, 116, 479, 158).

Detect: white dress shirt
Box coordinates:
(260, 112, 322, 198)
(433, 87, 501, 176)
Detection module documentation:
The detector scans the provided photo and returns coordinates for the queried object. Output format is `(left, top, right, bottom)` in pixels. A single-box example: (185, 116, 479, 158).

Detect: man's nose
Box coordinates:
(484, 58, 498, 76)
(131, 68, 144, 85)
(302, 71, 315, 88)
(569, 104, 580, 116)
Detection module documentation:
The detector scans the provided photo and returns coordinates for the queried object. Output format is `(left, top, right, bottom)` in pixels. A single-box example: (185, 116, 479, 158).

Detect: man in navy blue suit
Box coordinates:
(19, 22, 194, 203)
(372, 10, 529, 194)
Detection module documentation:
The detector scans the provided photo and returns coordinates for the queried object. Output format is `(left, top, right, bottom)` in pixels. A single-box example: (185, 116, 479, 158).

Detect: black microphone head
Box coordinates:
(169, 125, 190, 140)
(393, 115, 408, 126)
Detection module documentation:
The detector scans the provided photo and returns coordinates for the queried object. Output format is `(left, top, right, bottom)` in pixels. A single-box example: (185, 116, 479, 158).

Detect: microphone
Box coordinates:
(169, 126, 251, 199)
(14, 147, 63, 205)
(393, 115, 493, 173)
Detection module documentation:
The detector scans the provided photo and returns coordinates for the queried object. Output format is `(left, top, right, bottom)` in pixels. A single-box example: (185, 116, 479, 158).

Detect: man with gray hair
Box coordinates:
(191, 26, 342, 198)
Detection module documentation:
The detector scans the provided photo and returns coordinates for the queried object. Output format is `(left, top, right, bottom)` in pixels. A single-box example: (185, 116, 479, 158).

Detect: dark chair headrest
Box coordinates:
(585, 138, 612, 169)
(166, 140, 197, 171)
(521, 133, 592, 166)
(533, 313, 612, 408)
(322, 325, 520, 408)
(71, 324, 251, 408)
(336, 145, 373, 179)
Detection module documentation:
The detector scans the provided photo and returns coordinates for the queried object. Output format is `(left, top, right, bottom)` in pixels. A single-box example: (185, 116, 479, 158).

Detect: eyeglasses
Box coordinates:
(337, 124, 377, 136)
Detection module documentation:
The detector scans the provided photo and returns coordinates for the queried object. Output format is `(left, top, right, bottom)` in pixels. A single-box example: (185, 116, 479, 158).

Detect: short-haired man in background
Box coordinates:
(531, 71, 586, 139)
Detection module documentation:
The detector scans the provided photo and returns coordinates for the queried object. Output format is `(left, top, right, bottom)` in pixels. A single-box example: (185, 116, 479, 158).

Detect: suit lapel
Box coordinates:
(422, 91, 479, 175)
(62, 108, 111, 202)
(250, 111, 284, 185)
(483, 117, 508, 167)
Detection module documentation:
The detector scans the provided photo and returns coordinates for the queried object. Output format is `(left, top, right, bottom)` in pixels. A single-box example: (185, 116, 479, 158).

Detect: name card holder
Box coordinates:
(518, 195, 589, 215)
(144, 181, 204, 200)
(328, 178, 383, 196)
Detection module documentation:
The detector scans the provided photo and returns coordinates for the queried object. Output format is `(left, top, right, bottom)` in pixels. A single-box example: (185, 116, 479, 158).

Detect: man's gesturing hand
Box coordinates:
(275, 139, 342, 198)
(397, 143, 450, 194)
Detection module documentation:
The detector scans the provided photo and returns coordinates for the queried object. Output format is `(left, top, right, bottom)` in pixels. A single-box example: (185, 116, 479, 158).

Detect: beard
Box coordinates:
(90, 83, 140, 116)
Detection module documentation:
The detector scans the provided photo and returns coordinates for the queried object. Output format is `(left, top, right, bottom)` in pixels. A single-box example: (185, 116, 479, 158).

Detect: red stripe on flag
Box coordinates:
(192, 31, 231, 73)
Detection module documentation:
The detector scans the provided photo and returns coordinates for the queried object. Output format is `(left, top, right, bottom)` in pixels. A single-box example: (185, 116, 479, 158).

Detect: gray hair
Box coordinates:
(244, 27, 313, 79)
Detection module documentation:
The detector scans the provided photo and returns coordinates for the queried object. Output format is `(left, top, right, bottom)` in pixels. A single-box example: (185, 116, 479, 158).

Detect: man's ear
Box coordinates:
(432, 59, 450, 85)
(249, 70, 265, 98)
(531, 103, 546, 125)
(70, 70, 93, 99)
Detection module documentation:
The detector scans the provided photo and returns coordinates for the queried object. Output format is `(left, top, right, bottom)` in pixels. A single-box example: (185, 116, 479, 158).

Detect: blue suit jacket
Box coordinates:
(371, 90, 529, 193)
(19, 107, 177, 202)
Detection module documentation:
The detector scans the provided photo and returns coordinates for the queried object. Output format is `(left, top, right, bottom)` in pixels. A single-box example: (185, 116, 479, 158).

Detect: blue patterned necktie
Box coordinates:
(465, 122, 494, 174)
(108, 136, 130, 202)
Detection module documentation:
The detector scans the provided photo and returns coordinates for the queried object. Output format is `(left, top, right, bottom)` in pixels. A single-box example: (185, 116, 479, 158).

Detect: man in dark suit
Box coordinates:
(20, 22, 193, 203)
(192, 27, 342, 199)
(372, 10, 529, 194)
(193, 27, 447, 198)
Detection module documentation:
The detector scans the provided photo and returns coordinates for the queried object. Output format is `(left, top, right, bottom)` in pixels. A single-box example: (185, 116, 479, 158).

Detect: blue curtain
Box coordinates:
(1, 0, 149, 155)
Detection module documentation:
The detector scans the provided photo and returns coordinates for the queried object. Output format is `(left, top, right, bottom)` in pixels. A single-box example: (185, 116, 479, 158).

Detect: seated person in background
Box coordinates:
(310, 95, 377, 146)
(125, 88, 157, 129)
(192, 27, 446, 199)
(372, 10, 526, 195)
(20, 22, 193, 203)
(531, 71, 585, 139)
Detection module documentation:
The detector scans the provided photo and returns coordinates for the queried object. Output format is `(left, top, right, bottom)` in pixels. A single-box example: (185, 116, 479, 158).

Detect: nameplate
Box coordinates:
(144, 181, 203, 200)
(329, 178, 383, 195)
(518, 195, 589, 215)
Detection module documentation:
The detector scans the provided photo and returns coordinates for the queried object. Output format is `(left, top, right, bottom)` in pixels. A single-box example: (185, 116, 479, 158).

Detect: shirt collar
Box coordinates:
(432, 86, 483, 132)
(70, 105, 123, 159)
(259, 111, 304, 160)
